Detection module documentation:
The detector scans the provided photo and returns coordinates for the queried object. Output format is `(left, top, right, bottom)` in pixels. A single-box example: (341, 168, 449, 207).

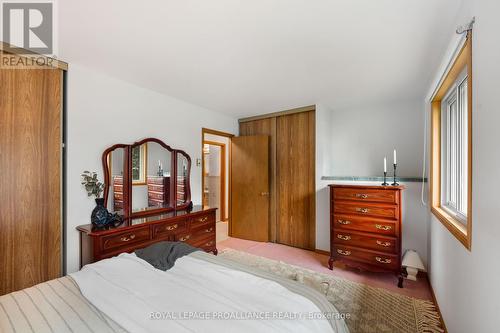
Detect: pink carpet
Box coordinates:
(218, 237, 433, 300)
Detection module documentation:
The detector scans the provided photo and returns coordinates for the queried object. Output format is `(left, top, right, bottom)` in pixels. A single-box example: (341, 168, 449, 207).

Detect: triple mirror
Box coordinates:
(103, 138, 192, 218)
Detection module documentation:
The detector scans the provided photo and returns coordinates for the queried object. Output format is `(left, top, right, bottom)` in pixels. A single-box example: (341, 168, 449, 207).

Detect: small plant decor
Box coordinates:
(81, 171, 105, 198)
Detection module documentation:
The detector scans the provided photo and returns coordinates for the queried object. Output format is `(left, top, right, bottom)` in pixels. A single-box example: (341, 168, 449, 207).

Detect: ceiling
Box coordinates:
(59, 0, 462, 118)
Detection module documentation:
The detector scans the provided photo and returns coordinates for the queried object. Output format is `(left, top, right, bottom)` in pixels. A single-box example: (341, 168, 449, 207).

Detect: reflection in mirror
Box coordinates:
(106, 148, 126, 213)
(131, 142, 172, 213)
(131, 144, 147, 185)
(176, 152, 189, 206)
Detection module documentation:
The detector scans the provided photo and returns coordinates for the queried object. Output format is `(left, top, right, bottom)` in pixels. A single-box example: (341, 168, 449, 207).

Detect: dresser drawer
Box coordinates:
(114, 192, 123, 200)
(190, 237, 216, 251)
(333, 214, 397, 236)
(148, 184, 165, 193)
(333, 187, 397, 204)
(147, 177, 166, 185)
(333, 245, 399, 271)
(334, 202, 397, 220)
(113, 184, 123, 192)
(101, 227, 150, 251)
(175, 231, 210, 245)
(190, 212, 215, 227)
(191, 222, 215, 239)
(153, 220, 188, 238)
(148, 192, 165, 201)
(333, 230, 397, 253)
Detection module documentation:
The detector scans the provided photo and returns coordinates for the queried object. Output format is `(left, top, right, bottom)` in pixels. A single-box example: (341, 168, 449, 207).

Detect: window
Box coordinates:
(430, 32, 472, 250)
(131, 143, 147, 185)
(441, 71, 468, 223)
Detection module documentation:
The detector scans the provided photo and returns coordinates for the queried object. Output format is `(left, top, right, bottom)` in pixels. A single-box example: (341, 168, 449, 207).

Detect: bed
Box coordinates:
(0, 250, 349, 333)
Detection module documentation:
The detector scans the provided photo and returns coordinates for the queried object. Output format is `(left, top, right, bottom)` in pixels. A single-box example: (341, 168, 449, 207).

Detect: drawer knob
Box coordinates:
(375, 256, 392, 264)
(205, 241, 214, 246)
(337, 249, 351, 256)
(375, 224, 392, 231)
(179, 235, 190, 242)
(166, 224, 178, 231)
(337, 219, 351, 225)
(337, 234, 351, 241)
(356, 207, 369, 214)
(205, 227, 214, 233)
(196, 216, 208, 223)
(376, 240, 391, 247)
(355, 193, 369, 199)
(120, 234, 136, 242)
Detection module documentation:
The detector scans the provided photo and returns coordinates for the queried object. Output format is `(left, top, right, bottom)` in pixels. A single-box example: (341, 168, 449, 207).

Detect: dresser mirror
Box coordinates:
(175, 151, 191, 206)
(103, 145, 129, 213)
(102, 138, 192, 219)
(131, 141, 173, 213)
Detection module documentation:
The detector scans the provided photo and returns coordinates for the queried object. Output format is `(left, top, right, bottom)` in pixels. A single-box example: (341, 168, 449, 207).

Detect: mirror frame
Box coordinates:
(102, 138, 192, 218)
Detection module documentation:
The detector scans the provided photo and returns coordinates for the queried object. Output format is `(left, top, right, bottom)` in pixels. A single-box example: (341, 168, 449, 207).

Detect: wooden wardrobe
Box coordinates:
(0, 47, 67, 295)
(238, 106, 315, 250)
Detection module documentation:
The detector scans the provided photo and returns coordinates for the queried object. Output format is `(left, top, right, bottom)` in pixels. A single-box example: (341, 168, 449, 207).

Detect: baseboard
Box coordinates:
(422, 272, 448, 333)
(315, 249, 330, 256)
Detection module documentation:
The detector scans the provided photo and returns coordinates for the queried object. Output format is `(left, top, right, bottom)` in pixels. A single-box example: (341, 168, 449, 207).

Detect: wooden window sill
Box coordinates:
(431, 206, 470, 250)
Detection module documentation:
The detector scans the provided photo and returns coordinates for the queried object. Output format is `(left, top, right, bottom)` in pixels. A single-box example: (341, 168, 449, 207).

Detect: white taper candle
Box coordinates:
(393, 149, 397, 165)
(384, 157, 387, 172)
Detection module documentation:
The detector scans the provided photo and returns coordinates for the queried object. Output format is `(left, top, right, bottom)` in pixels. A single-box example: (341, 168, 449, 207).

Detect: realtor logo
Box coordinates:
(2, 1, 53, 54)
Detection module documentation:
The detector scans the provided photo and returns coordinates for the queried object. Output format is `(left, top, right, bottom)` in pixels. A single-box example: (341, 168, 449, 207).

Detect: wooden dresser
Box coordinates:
(328, 184, 404, 286)
(77, 206, 217, 268)
(147, 176, 170, 207)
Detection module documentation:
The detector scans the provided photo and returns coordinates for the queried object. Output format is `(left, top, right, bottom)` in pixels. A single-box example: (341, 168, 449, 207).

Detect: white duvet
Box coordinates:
(71, 253, 339, 333)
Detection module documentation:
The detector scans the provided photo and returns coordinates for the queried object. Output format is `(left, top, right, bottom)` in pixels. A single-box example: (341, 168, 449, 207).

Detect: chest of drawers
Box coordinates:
(77, 206, 217, 268)
(328, 185, 405, 287)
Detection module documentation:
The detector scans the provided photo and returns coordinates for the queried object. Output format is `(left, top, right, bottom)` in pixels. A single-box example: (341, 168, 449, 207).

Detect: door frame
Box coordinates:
(201, 128, 234, 233)
(202, 140, 226, 221)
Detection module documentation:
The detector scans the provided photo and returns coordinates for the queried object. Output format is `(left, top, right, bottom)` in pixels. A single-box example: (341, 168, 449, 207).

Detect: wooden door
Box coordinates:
(276, 111, 315, 249)
(231, 136, 269, 241)
(0, 67, 63, 295)
(239, 118, 277, 241)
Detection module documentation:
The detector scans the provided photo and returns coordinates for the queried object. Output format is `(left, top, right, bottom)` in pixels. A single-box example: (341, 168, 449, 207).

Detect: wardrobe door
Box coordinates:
(276, 110, 315, 249)
(231, 136, 270, 242)
(239, 118, 277, 241)
(0, 67, 63, 295)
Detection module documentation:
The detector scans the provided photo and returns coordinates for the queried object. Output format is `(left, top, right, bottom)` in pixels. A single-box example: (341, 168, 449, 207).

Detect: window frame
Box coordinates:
(430, 32, 472, 250)
(131, 143, 147, 186)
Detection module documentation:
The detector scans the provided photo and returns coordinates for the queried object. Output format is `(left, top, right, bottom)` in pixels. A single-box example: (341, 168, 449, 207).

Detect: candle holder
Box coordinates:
(391, 163, 399, 186)
(381, 171, 389, 186)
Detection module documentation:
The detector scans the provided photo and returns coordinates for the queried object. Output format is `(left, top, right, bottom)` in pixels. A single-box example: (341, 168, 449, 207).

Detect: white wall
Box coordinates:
(315, 101, 429, 266)
(66, 64, 237, 273)
(427, 1, 500, 332)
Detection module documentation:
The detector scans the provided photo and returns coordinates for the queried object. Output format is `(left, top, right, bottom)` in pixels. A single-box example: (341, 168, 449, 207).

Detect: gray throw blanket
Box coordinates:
(135, 241, 200, 271)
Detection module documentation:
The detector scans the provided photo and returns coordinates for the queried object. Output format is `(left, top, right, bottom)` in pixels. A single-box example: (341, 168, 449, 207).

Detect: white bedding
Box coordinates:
(71, 253, 340, 333)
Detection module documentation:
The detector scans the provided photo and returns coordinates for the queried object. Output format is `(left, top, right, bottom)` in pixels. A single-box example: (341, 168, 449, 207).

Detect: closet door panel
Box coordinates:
(0, 68, 62, 295)
(276, 111, 315, 249)
(239, 118, 277, 241)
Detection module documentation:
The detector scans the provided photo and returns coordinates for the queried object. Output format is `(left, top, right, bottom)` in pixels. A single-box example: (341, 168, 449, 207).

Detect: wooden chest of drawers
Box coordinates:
(328, 185, 404, 287)
(113, 176, 124, 211)
(77, 206, 217, 268)
(147, 176, 170, 207)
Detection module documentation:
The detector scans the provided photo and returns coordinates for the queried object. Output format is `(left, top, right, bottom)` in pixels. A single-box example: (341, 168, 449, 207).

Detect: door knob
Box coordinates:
(260, 192, 270, 196)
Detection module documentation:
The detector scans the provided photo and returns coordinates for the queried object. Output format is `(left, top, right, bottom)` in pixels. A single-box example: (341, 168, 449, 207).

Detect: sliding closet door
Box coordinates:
(0, 67, 63, 295)
(276, 111, 315, 249)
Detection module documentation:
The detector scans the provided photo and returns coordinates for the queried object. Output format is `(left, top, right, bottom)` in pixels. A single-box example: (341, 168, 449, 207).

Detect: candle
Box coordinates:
(393, 149, 397, 165)
(158, 160, 161, 167)
(384, 157, 387, 172)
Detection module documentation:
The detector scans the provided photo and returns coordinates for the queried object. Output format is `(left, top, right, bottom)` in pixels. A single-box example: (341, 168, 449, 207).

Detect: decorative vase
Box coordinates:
(91, 198, 109, 228)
